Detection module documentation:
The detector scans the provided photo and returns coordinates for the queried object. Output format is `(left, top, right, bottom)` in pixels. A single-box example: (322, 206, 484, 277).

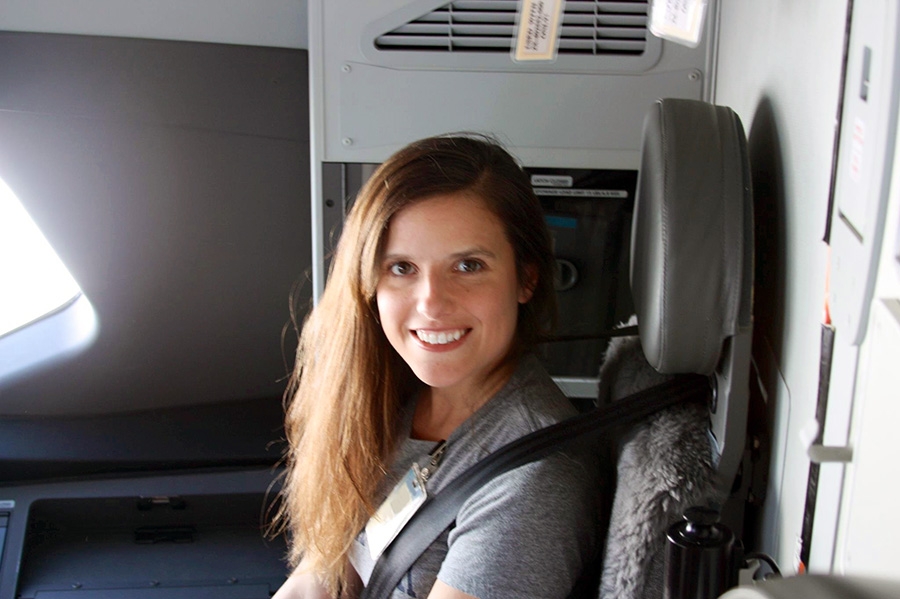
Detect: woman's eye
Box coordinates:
(388, 262, 414, 276)
(457, 259, 484, 273)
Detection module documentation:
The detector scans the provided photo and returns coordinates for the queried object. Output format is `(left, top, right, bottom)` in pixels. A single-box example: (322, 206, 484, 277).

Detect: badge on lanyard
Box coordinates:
(365, 441, 446, 561)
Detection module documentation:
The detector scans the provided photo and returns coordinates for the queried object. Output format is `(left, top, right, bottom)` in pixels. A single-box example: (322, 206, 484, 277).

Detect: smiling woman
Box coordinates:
(0, 176, 97, 381)
(274, 134, 600, 599)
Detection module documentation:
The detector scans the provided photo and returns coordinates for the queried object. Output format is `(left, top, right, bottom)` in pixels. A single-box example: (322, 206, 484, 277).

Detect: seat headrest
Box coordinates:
(630, 99, 752, 375)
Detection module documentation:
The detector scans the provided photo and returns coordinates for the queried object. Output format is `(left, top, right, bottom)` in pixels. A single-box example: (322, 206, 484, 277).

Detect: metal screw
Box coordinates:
(325, 199, 335, 208)
(341, 64, 352, 73)
(72, 583, 83, 589)
(342, 137, 353, 146)
(229, 577, 239, 584)
(689, 70, 701, 82)
(150, 581, 160, 587)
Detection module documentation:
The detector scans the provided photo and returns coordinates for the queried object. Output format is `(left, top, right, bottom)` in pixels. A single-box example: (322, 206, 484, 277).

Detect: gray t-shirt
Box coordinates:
(351, 355, 602, 599)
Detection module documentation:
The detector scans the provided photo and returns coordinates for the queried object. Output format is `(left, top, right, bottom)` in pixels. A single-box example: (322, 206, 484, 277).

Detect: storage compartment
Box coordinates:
(528, 167, 637, 380)
(18, 493, 287, 598)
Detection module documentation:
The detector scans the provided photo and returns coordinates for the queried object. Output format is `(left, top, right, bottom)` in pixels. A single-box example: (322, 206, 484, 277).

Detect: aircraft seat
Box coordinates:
(596, 98, 754, 599)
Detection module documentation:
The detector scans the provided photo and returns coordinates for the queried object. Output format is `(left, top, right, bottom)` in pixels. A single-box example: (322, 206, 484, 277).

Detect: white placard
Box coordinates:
(534, 188, 628, 199)
(649, 0, 708, 48)
(514, 0, 565, 62)
(531, 174, 573, 188)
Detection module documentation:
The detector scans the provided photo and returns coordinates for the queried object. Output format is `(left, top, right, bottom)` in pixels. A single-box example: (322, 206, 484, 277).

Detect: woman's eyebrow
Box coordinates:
(380, 252, 411, 263)
(381, 247, 498, 262)
(449, 247, 497, 260)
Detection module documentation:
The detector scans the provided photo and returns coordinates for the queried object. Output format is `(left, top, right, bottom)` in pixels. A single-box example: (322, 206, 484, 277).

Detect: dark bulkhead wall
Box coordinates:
(0, 32, 310, 476)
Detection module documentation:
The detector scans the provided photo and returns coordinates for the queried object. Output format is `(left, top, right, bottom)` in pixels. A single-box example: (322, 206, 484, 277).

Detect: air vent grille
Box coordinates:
(375, 0, 649, 55)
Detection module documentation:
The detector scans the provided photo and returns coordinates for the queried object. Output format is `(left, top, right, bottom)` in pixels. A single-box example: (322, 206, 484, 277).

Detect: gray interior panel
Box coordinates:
(0, 32, 311, 415)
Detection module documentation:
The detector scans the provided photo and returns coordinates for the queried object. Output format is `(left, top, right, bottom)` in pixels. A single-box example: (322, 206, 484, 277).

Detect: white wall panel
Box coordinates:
(833, 79, 900, 578)
(714, 0, 849, 573)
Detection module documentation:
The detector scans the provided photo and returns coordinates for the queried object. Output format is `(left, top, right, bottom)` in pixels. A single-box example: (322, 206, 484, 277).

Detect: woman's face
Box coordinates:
(375, 192, 532, 398)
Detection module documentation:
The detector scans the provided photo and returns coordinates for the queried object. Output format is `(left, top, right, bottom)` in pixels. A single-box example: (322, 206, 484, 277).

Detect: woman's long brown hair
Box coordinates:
(275, 134, 557, 593)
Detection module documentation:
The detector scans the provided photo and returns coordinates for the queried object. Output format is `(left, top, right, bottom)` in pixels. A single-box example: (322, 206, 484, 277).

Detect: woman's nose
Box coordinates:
(416, 271, 453, 319)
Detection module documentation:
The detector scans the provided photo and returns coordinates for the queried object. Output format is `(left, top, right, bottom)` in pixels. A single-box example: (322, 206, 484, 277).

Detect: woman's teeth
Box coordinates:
(416, 330, 465, 345)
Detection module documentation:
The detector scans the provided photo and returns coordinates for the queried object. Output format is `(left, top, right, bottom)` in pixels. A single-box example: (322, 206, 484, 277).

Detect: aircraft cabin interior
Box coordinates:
(0, 1, 899, 598)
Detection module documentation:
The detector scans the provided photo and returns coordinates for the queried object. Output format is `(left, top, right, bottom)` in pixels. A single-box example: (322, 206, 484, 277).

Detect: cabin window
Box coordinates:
(0, 176, 96, 382)
(0, 177, 82, 337)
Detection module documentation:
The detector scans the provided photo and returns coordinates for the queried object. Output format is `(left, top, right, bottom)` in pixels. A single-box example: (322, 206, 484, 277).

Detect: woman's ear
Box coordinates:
(518, 265, 538, 304)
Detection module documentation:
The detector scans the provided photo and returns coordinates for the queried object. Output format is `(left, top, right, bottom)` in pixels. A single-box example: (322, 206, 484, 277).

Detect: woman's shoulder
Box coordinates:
(458, 354, 601, 505)
(441, 441, 603, 599)
(461, 448, 601, 517)
(480, 353, 577, 433)
(425, 354, 581, 493)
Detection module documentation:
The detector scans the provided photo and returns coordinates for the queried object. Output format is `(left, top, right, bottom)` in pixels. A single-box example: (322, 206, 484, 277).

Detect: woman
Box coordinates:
(274, 134, 600, 599)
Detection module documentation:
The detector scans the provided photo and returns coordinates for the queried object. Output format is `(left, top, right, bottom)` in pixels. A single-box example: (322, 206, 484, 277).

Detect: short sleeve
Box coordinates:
(436, 452, 601, 599)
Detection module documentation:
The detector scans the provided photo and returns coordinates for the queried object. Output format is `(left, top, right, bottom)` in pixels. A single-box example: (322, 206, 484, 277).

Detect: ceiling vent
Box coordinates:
(374, 0, 649, 56)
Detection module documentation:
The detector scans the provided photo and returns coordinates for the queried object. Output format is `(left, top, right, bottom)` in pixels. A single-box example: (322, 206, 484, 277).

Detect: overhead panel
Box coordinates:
(313, 0, 713, 166)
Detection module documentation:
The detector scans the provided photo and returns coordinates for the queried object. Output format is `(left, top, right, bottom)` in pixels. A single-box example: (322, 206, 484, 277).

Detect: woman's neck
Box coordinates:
(410, 362, 515, 441)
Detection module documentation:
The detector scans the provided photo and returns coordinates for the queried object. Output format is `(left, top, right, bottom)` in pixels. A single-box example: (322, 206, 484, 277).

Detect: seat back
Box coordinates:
(597, 98, 754, 599)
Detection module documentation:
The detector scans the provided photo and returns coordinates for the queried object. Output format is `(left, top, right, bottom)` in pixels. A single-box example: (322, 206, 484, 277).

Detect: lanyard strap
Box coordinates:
(361, 373, 712, 599)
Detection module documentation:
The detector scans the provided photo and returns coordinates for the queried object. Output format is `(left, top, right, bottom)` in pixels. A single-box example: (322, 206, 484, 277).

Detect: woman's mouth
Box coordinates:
(415, 329, 467, 345)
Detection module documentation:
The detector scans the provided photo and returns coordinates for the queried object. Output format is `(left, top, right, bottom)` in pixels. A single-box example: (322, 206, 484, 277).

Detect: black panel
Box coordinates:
(0, 397, 285, 482)
(18, 493, 286, 598)
(527, 168, 637, 378)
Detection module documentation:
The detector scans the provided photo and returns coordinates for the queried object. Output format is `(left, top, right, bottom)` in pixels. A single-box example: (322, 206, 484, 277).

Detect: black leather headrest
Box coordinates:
(630, 99, 752, 375)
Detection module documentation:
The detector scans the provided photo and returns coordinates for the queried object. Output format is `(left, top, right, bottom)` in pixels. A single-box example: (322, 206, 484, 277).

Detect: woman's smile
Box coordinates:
(414, 328, 469, 347)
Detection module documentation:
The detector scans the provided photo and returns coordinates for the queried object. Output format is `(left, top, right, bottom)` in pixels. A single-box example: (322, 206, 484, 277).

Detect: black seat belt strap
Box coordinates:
(361, 373, 712, 599)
